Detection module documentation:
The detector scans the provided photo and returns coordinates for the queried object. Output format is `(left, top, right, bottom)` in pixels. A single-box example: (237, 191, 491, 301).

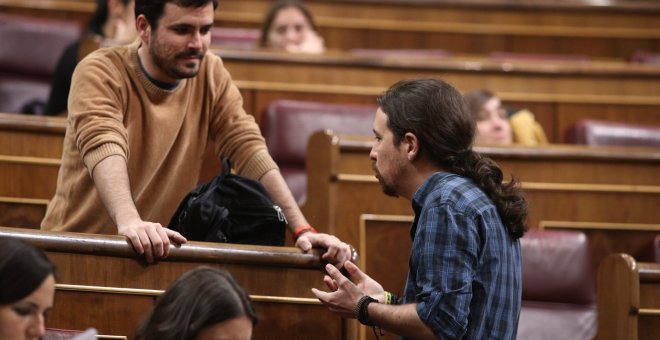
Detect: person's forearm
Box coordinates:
(91, 154, 141, 228)
(368, 303, 436, 340)
(259, 169, 308, 231)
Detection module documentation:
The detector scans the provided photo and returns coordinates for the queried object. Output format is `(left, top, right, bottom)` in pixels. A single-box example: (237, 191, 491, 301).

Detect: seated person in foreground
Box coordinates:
(259, 0, 325, 54)
(40, 0, 350, 265)
(135, 266, 256, 340)
(0, 238, 57, 339)
(46, 0, 137, 116)
(465, 89, 548, 146)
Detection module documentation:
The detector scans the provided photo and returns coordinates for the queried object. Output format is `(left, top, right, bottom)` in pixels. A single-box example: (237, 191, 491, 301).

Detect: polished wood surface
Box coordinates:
(0, 155, 59, 199)
(3, 0, 660, 58)
(0, 227, 345, 340)
(219, 48, 660, 142)
(0, 197, 48, 228)
(356, 216, 660, 340)
(304, 131, 660, 249)
(0, 112, 66, 157)
(596, 254, 660, 340)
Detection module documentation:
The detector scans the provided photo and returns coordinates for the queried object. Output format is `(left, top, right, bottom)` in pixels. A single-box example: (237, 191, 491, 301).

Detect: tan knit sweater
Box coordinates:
(41, 40, 277, 235)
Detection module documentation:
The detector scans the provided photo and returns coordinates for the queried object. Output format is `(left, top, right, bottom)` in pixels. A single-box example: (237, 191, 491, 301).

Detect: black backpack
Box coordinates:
(168, 159, 286, 246)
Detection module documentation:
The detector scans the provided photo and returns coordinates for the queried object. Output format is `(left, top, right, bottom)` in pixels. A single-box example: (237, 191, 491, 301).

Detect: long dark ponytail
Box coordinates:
(378, 78, 528, 239)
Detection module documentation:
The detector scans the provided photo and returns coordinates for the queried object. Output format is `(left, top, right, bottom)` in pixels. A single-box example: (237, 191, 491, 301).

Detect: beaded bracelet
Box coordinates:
(383, 291, 400, 305)
(355, 295, 377, 326)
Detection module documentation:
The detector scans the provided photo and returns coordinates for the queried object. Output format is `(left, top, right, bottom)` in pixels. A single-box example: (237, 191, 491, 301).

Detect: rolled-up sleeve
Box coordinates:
(68, 54, 129, 174)
(207, 61, 277, 180)
(412, 204, 480, 339)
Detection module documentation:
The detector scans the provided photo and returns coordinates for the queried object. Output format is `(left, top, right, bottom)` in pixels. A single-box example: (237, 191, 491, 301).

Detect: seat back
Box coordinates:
(43, 328, 83, 339)
(489, 51, 590, 63)
(349, 48, 451, 59)
(565, 119, 660, 147)
(0, 13, 81, 113)
(518, 230, 597, 340)
(261, 100, 376, 205)
(655, 234, 660, 263)
(630, 50, 660, 65)
(211, 27, 259, 49)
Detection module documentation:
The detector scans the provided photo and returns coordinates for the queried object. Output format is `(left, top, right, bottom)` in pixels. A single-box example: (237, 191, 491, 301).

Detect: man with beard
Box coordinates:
(41, 0, 351, 265)
(313, 78, 528, 339)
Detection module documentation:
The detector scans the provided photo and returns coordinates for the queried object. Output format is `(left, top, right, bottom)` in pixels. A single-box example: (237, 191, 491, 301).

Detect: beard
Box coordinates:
(373, 163, 399, 197)
(149, 37, 205, 80)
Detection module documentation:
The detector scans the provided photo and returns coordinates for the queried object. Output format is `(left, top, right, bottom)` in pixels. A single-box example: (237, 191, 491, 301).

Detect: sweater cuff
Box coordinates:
(83, 142, 127, 175)
(240, 149, 279, 180)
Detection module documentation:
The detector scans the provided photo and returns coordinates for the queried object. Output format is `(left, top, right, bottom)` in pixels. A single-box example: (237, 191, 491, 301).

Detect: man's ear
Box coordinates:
(403, 132, 420, 160)
(136, 14, 151, 44)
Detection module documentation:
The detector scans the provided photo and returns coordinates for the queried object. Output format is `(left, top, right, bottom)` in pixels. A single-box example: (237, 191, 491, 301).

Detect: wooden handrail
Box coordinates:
(0, 226, 325, 268)
(331, 134, 660, 163)
(216, 48, 660, 78)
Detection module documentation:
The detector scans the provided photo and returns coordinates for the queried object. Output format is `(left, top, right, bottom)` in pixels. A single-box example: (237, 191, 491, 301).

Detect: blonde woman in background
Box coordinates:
(465, 89, 548, 146)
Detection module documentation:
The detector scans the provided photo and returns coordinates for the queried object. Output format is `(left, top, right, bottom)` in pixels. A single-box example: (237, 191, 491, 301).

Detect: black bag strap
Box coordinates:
(220, 158, 232, 178)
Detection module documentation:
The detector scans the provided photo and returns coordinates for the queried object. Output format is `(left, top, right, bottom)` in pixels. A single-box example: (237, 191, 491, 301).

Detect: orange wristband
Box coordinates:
(292, 225, 317, 241)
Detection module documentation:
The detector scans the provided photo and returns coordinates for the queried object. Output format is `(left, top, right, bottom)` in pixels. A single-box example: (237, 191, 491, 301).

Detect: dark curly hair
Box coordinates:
(377, 78, 528, 239)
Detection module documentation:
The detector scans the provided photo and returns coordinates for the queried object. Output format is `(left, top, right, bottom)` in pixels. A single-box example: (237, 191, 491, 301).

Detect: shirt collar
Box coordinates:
(137, 53, 180, 91)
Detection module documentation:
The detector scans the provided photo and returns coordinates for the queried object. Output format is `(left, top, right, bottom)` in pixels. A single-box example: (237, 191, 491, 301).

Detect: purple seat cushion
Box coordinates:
(261, 100, 376, 204)
(518, 230, 597, 339)
(565, 119, 660, 147)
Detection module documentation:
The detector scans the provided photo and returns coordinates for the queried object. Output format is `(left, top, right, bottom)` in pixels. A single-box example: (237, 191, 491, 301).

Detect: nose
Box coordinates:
(369, 145, 377, 161)
(188, 31, 203, 50)
(284, 28, 299, 43)
(491, 115, 507, 130)
(27, 314, 46, 339)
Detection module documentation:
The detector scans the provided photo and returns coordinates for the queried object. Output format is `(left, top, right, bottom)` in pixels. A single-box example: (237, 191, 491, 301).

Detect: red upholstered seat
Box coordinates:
(518, 230, 598, 340)
(211, 27, 259, 49)
(564, 119, 660, 147)
(489, 52, 590, 63)
(0, 13, 81, 113)
(629, 50, 660, 65)
(349, 48, 451, 59)
(261, 100, 376, 205)
(43, 328, 83, 339)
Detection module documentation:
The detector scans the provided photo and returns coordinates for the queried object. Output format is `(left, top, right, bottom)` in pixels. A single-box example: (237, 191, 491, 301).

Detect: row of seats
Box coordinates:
(261, 99, 660, 205)
(0, 12, 262, 115)
(0, 13, 81, 114)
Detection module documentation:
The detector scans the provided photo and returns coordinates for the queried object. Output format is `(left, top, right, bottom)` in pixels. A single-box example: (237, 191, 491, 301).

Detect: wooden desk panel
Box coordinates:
(0, 227, 344, 340)
(2, 0, 660, 58)
(0, 112, 66, 157)
(221, 49, 660, 142)
(304, 131, 660, 249)
(596, 254, 660, 340)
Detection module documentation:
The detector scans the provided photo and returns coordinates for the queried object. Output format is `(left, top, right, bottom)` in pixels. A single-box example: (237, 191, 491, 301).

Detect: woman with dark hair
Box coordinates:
(0, 238, 57, 340)
(259, 0, 325, 54)
(136, 266, 257, 340)
(464, 89, 548, 146)
(45, 0, 136, 116)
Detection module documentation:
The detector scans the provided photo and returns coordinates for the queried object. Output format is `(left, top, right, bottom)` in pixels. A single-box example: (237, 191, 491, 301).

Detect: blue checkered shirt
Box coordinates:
(402, 172, 521, 339)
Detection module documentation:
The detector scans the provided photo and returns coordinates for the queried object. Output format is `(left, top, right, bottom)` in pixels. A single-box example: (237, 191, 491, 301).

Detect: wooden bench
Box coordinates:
(2, 0, 660, 59)
(596, 253, 660, 340)
(303, 131, 660, 249)
(357, 215, 600, 340)
(0, 226, 347, 340)
(0, 112, 65, 157)
(217, 48, 660, 142)
(541, 221, 660, 273)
